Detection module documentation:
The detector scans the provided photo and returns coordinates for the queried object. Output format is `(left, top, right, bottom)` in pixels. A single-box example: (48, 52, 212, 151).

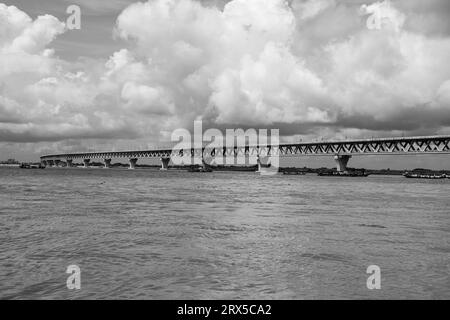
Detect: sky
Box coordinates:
(1, 0, 450, 168)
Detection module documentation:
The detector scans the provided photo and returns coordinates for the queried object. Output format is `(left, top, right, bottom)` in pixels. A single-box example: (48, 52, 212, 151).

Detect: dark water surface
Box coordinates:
(0, 167, 449, 299)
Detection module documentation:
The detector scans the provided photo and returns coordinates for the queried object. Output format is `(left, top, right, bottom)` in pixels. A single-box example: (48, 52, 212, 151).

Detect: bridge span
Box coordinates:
(40, 135, 450, 172)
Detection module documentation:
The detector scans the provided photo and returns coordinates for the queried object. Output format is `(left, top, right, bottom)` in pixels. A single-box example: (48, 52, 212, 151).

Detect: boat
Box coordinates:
(20, 163, 45, 169)
(187, 159, 214, 173)
(403, 172, 447, 179)
(206, 164, 258, 172)
(282, 170, 306, 175)
(0, 159, 20, 167)
(187, 166, 213, 173)
(318, 170, 369, 177)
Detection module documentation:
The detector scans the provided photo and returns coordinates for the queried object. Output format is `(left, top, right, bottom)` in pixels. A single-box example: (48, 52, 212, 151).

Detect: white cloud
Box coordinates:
(0, 4, 65, 55)
(9, 14, 65, 53)
(121, 82, 175, 115)
(0, 3, 31, 46)
(209, 42, 330, 124)
(293, 0, 336, 20)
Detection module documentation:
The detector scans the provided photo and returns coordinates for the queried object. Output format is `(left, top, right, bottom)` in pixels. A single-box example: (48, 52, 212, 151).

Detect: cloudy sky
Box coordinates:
(1, 0, 450, 167)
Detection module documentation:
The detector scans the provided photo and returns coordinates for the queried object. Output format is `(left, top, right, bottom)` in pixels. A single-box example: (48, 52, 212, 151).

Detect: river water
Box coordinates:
(0, 167, 449, 299)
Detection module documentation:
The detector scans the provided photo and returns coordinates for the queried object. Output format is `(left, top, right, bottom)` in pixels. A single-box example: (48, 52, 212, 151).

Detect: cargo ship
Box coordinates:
(0, 159, 20, 167)
(403, 172, 447, 179)
(20, 163, 45, 169)
(282, 170, 306, 175)
(187, 166, 213, 173)
(205, 164, 258, 172)
(318, 170, 369, 177)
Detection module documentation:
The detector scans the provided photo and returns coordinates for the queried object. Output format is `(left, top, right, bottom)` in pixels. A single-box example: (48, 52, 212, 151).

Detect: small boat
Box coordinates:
(403, 172, 447, 179)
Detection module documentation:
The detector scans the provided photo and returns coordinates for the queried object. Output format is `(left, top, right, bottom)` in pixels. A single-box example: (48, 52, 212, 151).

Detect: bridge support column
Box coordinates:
(104, 159, 112, 169)
(256, 156, 273, 175)
(334, 155, 351, 172)
(83, 159, 90, 168)
(129, 158, 138, 170)
(46, 160, 54, 167)
(54, 160, 61, 167)
(160, 157, 170, 170)
(66, 159, 73, 168)
(42, 160, 48, 167)
(201, 157, 208, 170)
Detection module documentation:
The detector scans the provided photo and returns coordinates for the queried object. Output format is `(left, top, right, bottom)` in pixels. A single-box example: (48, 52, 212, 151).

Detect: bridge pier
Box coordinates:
(129, 158, 138, 170)
(83, 159, 90, 168)
(334, 155, 351, 172)
(201, 158, 208, 170)
(66, 159, 73, 168)
(104, 159, 112, 169)
(256, 156, 273, 175)
(54, 160, 61, 167)
(46, 160, 54, 167)
(160, 157, 170, 170)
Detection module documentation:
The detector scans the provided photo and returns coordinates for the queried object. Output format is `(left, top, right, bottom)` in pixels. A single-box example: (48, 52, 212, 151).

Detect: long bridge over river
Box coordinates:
(40, 135, 450, 172)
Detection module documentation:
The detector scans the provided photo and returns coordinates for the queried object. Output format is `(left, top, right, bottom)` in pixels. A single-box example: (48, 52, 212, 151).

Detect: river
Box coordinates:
(0, 167, 448, 299)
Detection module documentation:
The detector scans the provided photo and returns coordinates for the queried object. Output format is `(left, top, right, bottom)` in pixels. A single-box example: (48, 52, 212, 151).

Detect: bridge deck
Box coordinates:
(40, 135, 450, 160)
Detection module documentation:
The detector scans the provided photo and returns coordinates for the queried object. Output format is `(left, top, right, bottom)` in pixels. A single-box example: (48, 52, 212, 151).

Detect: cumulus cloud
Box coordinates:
(1, 0, 450, 155)
(111, 0, 450, 135)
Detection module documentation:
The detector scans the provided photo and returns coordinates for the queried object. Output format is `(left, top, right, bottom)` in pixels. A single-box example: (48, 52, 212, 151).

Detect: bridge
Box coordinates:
(40, 135, 450, 172)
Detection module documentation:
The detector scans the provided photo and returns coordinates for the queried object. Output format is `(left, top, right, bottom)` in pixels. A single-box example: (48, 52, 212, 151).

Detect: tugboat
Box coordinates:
(403, 172, 447, 179)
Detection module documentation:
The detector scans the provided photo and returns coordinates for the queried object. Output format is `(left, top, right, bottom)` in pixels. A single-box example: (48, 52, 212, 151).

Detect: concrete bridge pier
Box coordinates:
(334, 155, 351, 172)
(160, 157, 170, 170)
(83, 159, 90, 168)
(66, 159, 73, 168)
(129, 158, 138, 170)
(201, 158, 208, 170)
(104, 159, 112, 169)
(256, 155, 272, 175)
